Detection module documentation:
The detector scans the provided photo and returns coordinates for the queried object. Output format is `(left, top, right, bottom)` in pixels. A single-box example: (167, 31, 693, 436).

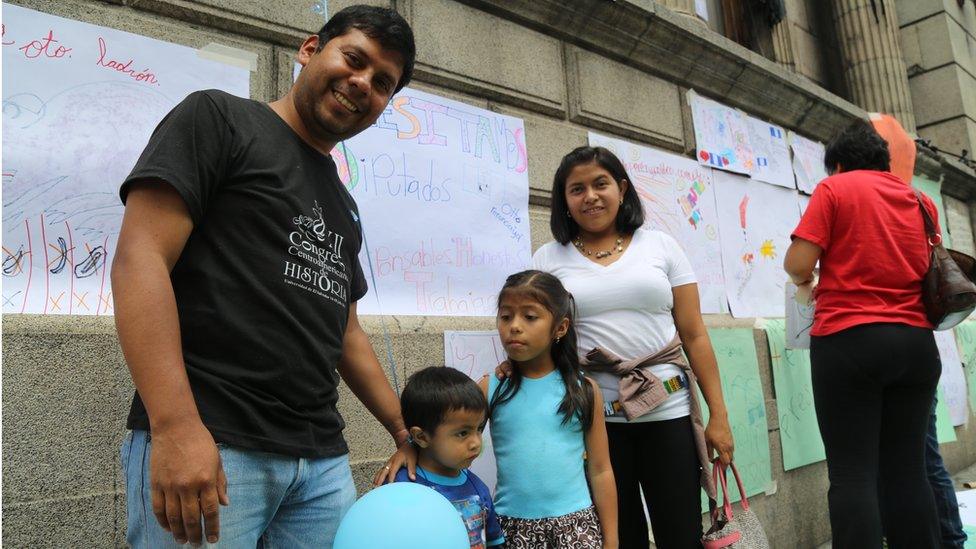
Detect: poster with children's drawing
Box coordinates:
(713, 171, 800, 318)
(747, 116, 794, 189)
(334, 87, 531, 316)
(688, 90, 755, 175)
(588, 132, 727, 313)
(2, 4, 250, 315)
(789, 132, 828, 194)
(762, 319, 825, 470)
(934, 330, 971, 426)
(700, 328, 773, 503)
(444, 331, 505, 494)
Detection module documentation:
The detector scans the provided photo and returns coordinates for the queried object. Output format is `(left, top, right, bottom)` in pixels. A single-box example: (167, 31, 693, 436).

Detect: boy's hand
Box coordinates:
(373, 439, 417, 486)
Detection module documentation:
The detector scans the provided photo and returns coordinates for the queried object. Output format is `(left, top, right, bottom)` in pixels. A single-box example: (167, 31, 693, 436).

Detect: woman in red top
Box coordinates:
(784, 120, 941, 549)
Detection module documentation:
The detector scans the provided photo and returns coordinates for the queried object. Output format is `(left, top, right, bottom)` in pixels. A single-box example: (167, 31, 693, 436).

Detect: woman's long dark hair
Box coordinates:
(488, 270, 594, 431)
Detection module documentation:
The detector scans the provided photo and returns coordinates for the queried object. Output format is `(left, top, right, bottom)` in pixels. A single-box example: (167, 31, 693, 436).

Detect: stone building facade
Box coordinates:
(3, 0, 976, 547)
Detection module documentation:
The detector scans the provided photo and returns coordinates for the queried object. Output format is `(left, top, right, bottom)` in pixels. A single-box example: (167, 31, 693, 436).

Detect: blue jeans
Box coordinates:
(926, 397, 968, 549)
(122, 429, 357, 548)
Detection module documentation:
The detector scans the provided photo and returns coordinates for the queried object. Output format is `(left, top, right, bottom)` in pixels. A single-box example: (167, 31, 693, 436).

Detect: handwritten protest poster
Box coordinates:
(700, 328, 773, 503)
(444, 331, 505, 494)
(334, 88, 531, 316)
(762, 319, 825, 470)
(954, 320, 976, 419)
(935, 330, 971, 426)
(913, 176, 952, 246)
(2, 4, 250, 315)
(688, 90, 754, 175)
(588, 132, 727, 313)
(747, 116, 794, 189)
(789, 132, 828, 194)
(713, 171, 800, 318)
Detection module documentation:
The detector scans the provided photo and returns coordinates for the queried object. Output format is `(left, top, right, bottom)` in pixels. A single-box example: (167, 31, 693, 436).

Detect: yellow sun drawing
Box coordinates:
(759, 239, 777, 259)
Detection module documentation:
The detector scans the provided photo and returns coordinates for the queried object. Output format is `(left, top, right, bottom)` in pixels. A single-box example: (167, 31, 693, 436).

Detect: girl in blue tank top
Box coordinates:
(478, 270, 618, 548)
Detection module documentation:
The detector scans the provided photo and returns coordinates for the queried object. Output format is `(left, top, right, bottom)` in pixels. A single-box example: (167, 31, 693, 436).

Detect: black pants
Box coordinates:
(606, 416, 703, 549)
(811, 323, 941, 549)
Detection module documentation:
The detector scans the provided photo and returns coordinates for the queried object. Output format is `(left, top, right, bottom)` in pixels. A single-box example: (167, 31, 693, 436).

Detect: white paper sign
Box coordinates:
(789, 132, 828, 194)
(588, 132, 728, 313)
(934, 330, 971, 426)
(444, 331, 506, 494)
(334, 88, 532, 316)
(785, 281, 814, 349)
(714, 171, 800, 318)
(747, 116, 795, 189)
(688, 90, 755, 175)
(2, 5, 250, 315)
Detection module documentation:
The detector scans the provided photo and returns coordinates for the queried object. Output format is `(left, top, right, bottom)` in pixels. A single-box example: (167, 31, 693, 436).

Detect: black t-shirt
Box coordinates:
(121, 90, 368, 458)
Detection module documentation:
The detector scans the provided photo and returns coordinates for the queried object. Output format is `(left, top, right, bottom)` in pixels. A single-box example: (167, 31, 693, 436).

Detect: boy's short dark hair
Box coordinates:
(823, 119, 891, 174)
(316, 5, 416, 93)
(401, 367, 487, 434)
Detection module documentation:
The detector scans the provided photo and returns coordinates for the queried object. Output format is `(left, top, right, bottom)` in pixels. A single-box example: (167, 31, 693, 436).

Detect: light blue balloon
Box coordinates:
(333, 482, 469, 549)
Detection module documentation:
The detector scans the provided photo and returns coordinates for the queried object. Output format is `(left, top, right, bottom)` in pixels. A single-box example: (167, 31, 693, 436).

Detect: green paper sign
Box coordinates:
(762, 319, 826, 470)
(912, 176, 951, 247)
(699, 328, 773, 506)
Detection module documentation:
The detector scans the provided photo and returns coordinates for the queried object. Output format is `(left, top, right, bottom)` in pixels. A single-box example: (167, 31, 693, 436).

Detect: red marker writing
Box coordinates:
(17, 29, 72, 59)
(96, 36, 159, 85)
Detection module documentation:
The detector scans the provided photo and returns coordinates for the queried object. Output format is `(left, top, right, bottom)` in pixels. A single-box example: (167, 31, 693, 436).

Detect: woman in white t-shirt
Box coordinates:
(533, 146, 734, 548)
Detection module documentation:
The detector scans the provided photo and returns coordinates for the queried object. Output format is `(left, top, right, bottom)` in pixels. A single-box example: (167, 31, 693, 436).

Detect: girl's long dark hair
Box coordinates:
(488, 270, 595, 431)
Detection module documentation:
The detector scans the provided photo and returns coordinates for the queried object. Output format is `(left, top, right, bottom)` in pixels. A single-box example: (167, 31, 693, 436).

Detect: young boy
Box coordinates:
(395, 367, 504, 548)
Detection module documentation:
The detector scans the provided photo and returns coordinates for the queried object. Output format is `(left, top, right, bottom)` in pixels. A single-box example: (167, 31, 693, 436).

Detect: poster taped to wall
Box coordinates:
(713, 171, 800, 318)
(2, 4, 250, 315)
(444, 331, 505, 494)
(335, 87, 532, 316)
(788, 132, 828, 194)
(747, 116, 794, 189)
(688, 90, 755, 175)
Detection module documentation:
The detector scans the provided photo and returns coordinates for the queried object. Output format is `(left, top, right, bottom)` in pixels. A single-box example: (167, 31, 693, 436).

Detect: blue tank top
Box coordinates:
(488, 370, 592, 519)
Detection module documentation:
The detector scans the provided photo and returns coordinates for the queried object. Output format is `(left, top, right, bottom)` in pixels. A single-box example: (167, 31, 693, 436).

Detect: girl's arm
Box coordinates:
(584, 377, 618, 549)
(672, 283, 735, 465)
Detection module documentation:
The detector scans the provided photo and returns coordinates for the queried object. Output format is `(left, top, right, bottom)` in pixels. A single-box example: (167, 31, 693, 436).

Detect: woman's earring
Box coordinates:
(619, 198, 623, 205)
(555, 336, 562, 344)
(566, 210, 571, 217)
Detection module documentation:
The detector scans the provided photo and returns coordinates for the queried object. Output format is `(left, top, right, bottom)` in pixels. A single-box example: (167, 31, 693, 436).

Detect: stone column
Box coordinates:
(831, 0, 916, 131)
(657, 0, 706, 25)
(771, 18, 796, 72)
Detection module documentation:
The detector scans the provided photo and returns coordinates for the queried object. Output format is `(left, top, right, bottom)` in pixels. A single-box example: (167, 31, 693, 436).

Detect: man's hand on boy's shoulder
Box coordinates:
(372, 439, 417, 487)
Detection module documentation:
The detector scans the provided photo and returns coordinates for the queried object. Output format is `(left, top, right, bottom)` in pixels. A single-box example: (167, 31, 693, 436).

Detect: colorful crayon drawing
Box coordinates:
(688, 90, 755, 176)
(747, 116, 795, 189)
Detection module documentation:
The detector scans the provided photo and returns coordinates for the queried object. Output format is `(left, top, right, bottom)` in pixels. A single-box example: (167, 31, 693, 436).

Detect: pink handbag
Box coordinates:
(702, 461, 769, 549)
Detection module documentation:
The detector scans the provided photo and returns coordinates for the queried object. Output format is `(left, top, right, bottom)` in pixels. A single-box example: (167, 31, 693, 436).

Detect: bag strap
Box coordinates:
(710, 460, 735, 523)
(726, 462, 751, 512)
(913, 190, 941, 245)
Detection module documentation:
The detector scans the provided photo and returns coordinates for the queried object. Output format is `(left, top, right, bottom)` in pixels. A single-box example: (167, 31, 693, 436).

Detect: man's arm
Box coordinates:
(336, 303, 416, 484)
(112, 181, 228, 545)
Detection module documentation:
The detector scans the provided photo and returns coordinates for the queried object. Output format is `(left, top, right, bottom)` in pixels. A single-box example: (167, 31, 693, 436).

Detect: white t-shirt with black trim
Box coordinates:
(533, 228, 694, 422)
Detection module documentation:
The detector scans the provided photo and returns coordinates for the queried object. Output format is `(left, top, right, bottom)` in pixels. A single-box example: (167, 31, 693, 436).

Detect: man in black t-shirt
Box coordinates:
(113, 6, 417, 547)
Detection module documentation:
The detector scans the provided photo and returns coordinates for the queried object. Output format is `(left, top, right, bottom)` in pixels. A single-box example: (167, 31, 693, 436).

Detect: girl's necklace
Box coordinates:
(573, 235, 624, 259)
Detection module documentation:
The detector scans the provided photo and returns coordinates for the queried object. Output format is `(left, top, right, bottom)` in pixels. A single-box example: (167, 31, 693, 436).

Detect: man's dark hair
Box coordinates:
(401, 367, 487, 434)
(549, 146, 645, 244)
(823, 119, 891, 174)
(316, 5, 416, 93)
